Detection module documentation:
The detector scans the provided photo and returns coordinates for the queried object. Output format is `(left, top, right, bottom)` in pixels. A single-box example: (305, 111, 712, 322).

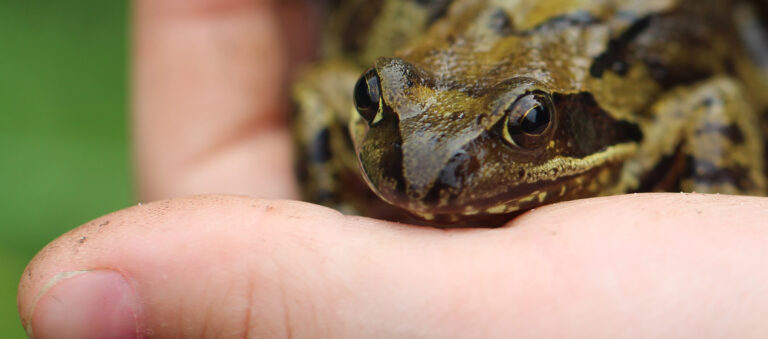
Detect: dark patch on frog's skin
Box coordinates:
(590, 8, 727, 88)
(522, 11, 599, 36)
(487, 8, 513, 35)
(308, 128, 333, 162)
(694, 122, 746, 145)
(636, 142, 687, 192)
(340, 122, 357, 154)
(723, 57, 739, 76)
(413, 0, 454, 23)
(295, 157, 309, 186)
(590, 15, 654, 78)
(296, 127, 337, 205)
(687, 157, 753, 191)
(645, 60, 715, 90)
(295, 157, 337, 204)
(553, 93, 644, 158)
(692, 97, 747, 146)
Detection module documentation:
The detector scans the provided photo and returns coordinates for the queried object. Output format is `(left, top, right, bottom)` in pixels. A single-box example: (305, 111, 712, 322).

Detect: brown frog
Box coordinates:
(293, 0, 768, 226)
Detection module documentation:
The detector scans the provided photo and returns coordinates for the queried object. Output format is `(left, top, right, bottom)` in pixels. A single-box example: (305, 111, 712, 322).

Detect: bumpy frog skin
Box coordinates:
(293, 0, 768, 226)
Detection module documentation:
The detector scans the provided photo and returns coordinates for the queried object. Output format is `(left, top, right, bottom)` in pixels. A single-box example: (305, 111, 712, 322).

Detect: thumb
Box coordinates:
(17, 194, 768, 338)
(19, 195, 464, 338)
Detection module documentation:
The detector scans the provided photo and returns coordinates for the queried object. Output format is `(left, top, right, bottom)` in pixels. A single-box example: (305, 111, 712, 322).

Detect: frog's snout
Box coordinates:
(363, 143, 479, 213)
(354, 57, 487, 212)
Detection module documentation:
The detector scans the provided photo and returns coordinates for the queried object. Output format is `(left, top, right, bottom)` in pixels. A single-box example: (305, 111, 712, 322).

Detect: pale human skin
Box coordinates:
(16, 0, 768, 338)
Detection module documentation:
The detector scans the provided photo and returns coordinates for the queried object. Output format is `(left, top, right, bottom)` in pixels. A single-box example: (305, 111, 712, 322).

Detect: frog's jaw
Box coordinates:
(456, 143, 639, 218)
(404, 168, 621, 226)
(356, 123, 639, 222)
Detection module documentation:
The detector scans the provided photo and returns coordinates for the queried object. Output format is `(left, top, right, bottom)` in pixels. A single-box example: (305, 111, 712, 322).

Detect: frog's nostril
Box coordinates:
(421, 150, 480, 206)
(439, 151, 473, 189)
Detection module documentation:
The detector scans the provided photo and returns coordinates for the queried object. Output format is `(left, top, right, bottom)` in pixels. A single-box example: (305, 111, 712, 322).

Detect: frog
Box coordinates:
(292, 0, 768, 226)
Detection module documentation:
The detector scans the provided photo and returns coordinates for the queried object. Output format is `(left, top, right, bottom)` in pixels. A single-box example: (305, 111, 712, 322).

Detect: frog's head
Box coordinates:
(350, 57, 642, 224)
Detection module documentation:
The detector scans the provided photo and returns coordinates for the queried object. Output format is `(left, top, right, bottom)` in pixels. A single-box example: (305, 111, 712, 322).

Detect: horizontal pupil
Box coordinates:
(520, 105, 549, 135)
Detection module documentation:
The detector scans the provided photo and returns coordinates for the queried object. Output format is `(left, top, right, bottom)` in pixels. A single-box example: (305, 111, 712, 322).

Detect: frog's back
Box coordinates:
(318, 0, 454, 64)
(422, 4, 756, 82)
(323, 0, 768, 112)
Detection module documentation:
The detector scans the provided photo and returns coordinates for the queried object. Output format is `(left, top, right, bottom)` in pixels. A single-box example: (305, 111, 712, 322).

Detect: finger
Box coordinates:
(133, 0, 308, 201)
(18, 194, 768, 338)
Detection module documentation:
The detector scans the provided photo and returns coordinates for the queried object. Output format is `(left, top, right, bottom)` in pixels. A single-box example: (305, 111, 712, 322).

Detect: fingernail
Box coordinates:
(28, 270, 140, 339)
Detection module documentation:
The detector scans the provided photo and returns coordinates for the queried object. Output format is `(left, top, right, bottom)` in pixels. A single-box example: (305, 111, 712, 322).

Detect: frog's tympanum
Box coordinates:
(293, 0, 768, 226)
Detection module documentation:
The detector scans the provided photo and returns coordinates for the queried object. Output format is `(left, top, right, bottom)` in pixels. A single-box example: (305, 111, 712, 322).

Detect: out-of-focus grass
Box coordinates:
(0, 1, 130, 336)
(0, 250, 27, 336)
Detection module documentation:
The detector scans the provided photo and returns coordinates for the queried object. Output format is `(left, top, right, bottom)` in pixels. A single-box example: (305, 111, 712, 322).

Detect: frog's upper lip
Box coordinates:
(395, 171, 579, 216)
(398, 148, 632, 215)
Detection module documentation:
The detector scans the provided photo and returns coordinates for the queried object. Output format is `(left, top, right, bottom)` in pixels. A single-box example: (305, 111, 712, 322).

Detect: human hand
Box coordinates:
(17, 1, 768, 338)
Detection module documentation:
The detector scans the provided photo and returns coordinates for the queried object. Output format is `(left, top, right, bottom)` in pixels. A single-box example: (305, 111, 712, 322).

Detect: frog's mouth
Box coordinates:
(395, 173, 598, 227)
(372, 142, 638, 223)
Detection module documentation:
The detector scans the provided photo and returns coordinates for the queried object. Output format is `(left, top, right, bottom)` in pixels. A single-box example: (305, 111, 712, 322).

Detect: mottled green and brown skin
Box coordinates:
(293, 0, 768, 226)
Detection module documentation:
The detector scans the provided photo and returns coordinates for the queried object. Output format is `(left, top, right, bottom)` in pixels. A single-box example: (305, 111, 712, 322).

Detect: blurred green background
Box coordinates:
(0, 1, 130, 336)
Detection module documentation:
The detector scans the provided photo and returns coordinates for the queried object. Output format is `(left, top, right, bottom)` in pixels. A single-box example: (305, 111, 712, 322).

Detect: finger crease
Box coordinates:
(182, 109, 287, 170)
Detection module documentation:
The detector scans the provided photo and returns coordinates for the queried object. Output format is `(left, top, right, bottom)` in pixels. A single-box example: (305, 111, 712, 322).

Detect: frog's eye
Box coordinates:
(354, 68, 382, 124)
(501, 92, 555, 148)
